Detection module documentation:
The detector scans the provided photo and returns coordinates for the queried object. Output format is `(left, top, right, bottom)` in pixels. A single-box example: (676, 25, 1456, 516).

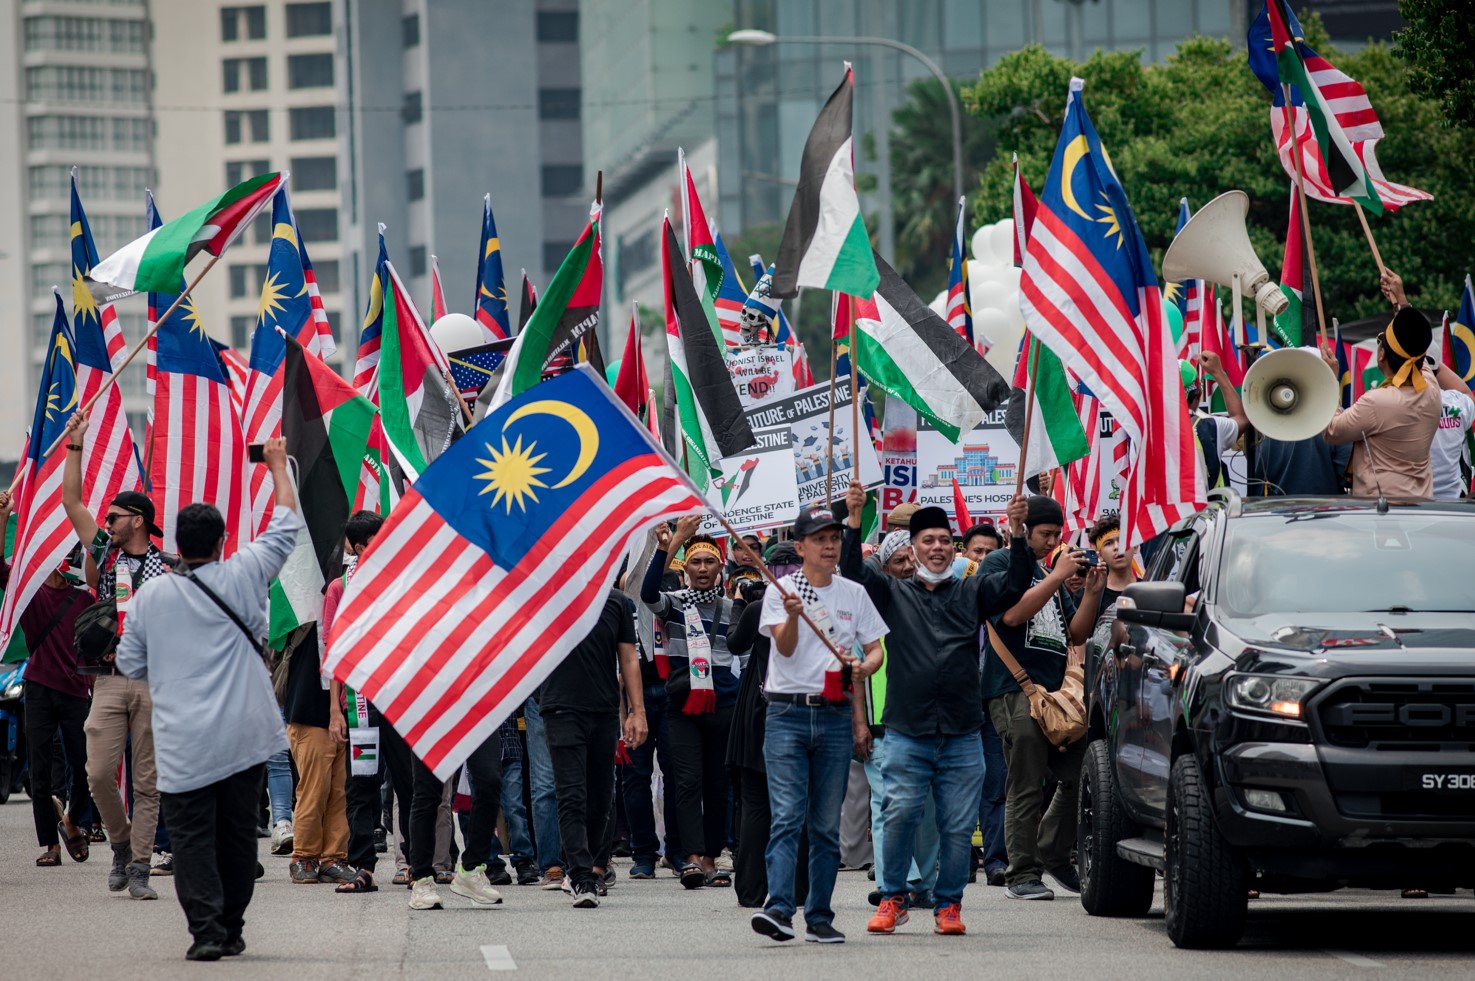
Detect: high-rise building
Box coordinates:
(338, 0, 585, 340)
(1, 0, 157, 446)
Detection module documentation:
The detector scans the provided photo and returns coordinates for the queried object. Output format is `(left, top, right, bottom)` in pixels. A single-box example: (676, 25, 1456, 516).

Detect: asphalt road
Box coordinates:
(1, 790, 1472, 979)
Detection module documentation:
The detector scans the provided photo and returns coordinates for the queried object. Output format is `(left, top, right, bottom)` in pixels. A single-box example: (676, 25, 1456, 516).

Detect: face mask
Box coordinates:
(915, 562, 955, 585)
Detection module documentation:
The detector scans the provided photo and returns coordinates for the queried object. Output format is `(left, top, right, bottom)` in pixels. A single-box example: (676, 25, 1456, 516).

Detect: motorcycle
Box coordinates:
(0, 660, 24, 804)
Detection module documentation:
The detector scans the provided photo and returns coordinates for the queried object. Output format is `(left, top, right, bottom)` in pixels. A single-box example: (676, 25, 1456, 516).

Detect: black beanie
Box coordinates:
(1025, 494, 1064, 529)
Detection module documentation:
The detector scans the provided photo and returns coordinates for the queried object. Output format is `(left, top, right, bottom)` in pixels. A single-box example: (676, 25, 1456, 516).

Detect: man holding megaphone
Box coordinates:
(1318, 270, 1465, 500)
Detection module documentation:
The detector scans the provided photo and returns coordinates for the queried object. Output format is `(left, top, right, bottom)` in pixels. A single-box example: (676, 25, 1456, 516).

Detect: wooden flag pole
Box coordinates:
(1014, 336, 1040, 497)
(10, 251, 227, 495)
(824, 333, 839, 507)
(1283, 84, 1330, 351)
(1351, 200, 1387, 277)
(847, 294, 860, 479)
(442, 370, 476, 426)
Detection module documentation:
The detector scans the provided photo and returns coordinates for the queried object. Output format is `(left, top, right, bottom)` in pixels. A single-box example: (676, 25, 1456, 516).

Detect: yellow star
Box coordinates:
(480, 283, 508, 306)
(258, 270, 289, 323)
(72, 265, 98, 323)
(179, 294, 208, 339)
(1094, 193, 1125, 249)
(1164, 281, 1183, 305)
(474, 435, 551, 513)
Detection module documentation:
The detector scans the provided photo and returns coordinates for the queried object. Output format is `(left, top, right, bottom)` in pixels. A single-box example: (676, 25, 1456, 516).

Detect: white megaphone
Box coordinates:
(1241, 348, 1340, 442)
(1163, 191, 1289, 346)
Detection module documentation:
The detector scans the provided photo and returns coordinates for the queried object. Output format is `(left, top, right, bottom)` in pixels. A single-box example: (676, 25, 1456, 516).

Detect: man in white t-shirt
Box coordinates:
(1431, 386, 1475, 500)
(750, 505, 885, 947)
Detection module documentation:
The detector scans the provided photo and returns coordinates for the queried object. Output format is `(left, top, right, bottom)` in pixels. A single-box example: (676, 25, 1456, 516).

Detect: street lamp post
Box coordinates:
(727, 28, 965, 206)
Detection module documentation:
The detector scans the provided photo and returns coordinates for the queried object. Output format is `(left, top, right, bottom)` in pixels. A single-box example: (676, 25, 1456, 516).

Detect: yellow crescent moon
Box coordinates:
(1452, 322, 1475, 381)
(1060, 135, 1093, 223)
(503, 400, 599, 488)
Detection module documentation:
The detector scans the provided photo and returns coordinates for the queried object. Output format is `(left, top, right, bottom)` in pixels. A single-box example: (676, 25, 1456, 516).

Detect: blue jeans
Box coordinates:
(523, 696, 562, 871)
(266, 747, 292, 825)
(880, 730, 984, 908)
(979, 715, 1008, 874)
(621, 684, 677, 865)
(497, 751, 535, 866)
(762, 701, 851, 927)
(863, 735, 939, 894)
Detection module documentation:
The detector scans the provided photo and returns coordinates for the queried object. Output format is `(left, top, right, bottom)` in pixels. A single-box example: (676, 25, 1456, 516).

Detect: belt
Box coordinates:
(765, 691, 845, 707)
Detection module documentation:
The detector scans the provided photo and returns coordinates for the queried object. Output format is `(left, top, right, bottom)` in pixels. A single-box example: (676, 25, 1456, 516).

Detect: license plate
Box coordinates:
(1409, 771, 1475, 792)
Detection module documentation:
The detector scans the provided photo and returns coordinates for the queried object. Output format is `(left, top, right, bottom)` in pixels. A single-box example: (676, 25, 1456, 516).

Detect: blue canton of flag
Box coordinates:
(1449, 276, 1475, 394)
(946, 197, 973, 344)
(446, 338, 514, 396)
(31, 293, 78, 463)
(323, 366, 705, 779)
(1168, 199, 1192, 318)
(475, 195, 511, 340)
(354, 225, 390, 393)
(145, 193, 224, 383)
(248, 192, 313, 377)
(712, 229, 748, 345)
(70, 180, 109, 374)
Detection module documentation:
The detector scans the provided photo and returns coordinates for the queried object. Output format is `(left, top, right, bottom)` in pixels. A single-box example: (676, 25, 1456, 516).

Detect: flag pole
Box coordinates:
(824, 330, 839, 508)
(1014, 336, 1040, 497)
(1351, 200, 1387, 277)
(441, 370, 476, 426)
(1283, 85, 1330, 350)
(847, 293, 860, 477)
(40, 250, 226, 465)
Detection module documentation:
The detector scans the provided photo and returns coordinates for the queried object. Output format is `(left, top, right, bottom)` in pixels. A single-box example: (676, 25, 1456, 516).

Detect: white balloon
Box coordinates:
(971, 278, 1012, 313)
(995, 264, 1022, 292)
(928, 289, 949, 317)
(984, 322, 1025, 379)
(970, 226, 994, 265)
(972, 307, 1009, 350)
(989, 220, 1016, 265)
(968, 262, 1009, 287)
(1003, 290, 1026, 329)
(430, 312, 483, 355)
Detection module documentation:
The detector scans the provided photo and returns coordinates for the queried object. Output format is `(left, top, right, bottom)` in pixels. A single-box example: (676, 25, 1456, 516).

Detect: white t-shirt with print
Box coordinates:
(1431, 388, 1474, 500)
(759, 573, 888, 695)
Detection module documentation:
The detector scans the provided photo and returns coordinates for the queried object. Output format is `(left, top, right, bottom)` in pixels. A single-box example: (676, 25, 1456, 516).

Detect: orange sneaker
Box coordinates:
(934, 902, 966, 935)
(867, 897, 910, 934)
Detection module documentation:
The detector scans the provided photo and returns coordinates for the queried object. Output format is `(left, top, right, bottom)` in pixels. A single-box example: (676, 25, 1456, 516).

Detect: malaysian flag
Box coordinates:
(945, 196, 973, 347)
(147, 255, 249, 556)
(297, 218, 335, 357)
(353, 225, 389, 395)
(241, 190, 332, 532)
(474, 196, 511, 340)
(1020, 78, 1202, 546)
(211, 339, 249, 416)
(712, 229, 748, 347)
(324, 367, 704, 778)
(1167, 198, 1204, 361)
(69, 173, 143, 513)
(0, 294, 79, 646)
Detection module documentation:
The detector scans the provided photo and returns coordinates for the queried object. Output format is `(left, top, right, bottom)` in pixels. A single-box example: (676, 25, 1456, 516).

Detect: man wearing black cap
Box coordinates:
(980, 495, 1100, 901)
(750, 504, 885, 945)
(60, 411, 168, 899)
(839, 481, 1031, 938)
(1320, 276, 1451, 499)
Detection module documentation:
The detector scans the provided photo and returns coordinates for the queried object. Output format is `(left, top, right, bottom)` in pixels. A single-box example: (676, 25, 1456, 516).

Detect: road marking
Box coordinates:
(1325, 950, 1381, 968)
(481, 945, 517, 971)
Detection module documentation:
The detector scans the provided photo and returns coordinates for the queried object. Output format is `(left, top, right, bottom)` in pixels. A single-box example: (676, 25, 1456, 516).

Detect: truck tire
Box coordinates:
(1165, 754, 1247, 948)
(0, 758, 11, 805)
(1078, 738, 1155, 917)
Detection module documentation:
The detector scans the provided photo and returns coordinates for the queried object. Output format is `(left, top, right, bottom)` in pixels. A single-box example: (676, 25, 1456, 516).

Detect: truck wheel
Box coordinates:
(1078, 738, 1155, 916)
(1165, 754, 1247, 948)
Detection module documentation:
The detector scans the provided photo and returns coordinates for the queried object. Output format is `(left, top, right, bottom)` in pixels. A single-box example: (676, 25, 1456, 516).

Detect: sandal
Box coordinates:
(37, 847, 62, 867)
(58, 822, 89, 863)
(392, 867, 411, 886)
(705, 869, 732, 888)
(433, 869, 454, 885)
(1402, 888, 1429, 899)
(336, 870, 378, 894)
(679, 863, 706, 890)
(88, 826, 107, 843)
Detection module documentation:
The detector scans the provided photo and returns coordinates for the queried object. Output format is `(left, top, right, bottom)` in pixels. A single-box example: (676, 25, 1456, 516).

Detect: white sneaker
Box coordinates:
(270, 819, 294, 856)
(716, 849, 735, 873)
(572, 884, 600, 908)
(449, 864, 503, 906)
(408, 876, 443, 910)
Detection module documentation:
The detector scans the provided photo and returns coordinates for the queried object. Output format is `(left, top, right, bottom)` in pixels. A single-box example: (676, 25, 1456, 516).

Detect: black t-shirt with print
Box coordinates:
(981, 553, 1077, 699)
(540, 590, 635, 714)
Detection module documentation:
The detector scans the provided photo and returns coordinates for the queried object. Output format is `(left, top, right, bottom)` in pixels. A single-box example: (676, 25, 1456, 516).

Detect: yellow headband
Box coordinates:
(1093, 529, 1119, 550)
(1382, 323, 1427, 393)
(685, 542, 721, 562)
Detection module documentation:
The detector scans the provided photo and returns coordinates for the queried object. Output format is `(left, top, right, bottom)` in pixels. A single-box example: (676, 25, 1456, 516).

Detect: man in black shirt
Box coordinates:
(841, 481, 1031, 938)
(541, 589, 648, 907)
(980, 495, 1099, 901)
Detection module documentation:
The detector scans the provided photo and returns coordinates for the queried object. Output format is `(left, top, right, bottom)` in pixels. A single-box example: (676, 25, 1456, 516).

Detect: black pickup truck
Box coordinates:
(1077, 490, 1475, 948)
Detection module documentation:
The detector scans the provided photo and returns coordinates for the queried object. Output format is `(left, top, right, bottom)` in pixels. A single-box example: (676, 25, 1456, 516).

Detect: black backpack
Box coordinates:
(74, 597, 122, 674)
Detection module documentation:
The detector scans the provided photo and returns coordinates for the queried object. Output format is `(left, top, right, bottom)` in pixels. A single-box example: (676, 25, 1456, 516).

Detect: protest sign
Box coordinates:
(724, 346, 795, 407)
(743, 378, 883, 507)
(698, 426, 799, 536)
(880, 394, 918, 514)
(915, 407, 1019, 526)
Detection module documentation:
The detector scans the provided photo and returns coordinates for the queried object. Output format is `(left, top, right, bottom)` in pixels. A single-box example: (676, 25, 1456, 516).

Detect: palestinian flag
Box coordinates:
(851, 252, 1010, 442)
(88, 172, 283, 301)
(772, 66, 878, 299)
(679, 149, 727, 348)
(270, 332, 377, 646)
(1005, 333, 1090, 481)
(662, 217, 755, 489)
(1272, 184, 1318, 348)
(518, 270, 537, 332)
(492, 209, 601, 407)
(1264, 0, 1381, 215)
(614, 306, 657, 435)
(377, 260, 462, 480)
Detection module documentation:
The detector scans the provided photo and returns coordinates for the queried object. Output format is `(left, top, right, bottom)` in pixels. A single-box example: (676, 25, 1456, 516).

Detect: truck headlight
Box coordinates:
(1226, 674, 1320, 719)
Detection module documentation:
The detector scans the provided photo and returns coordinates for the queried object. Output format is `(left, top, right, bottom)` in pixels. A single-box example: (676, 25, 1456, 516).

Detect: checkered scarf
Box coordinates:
(677, 585, 724, 607)
(789, 571, 846, 701)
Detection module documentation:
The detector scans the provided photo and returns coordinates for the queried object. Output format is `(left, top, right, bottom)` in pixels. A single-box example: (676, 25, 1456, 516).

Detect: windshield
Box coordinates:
(1217, 510, 1475, 616)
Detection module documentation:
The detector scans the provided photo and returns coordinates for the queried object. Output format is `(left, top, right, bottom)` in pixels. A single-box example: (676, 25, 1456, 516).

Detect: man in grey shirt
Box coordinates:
(117, 437, 301, 962)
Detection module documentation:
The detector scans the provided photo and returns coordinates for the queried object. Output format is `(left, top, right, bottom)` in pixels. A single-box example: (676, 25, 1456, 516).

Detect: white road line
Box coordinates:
(481, 945, 517, 971)
(1325, 950, 1381, 968)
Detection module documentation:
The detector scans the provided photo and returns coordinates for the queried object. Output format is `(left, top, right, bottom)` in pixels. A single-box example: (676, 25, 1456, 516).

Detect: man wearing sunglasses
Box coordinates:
(60, 410, 168, 900)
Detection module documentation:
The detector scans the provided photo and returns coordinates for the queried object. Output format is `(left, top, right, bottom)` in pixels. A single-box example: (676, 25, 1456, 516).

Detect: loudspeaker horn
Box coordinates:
(1242, 348, 1340, 442)
(1163, 190, 1289, 316)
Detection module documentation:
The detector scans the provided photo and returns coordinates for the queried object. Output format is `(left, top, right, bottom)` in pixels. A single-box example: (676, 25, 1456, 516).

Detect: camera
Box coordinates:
(738, 579, 767, 605)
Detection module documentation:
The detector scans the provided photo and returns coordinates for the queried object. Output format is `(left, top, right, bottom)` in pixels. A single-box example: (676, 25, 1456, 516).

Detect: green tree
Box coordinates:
(887, 77, 994, 296)
(962, 22, 1475, 323)
(1396, 0, 1475, 130)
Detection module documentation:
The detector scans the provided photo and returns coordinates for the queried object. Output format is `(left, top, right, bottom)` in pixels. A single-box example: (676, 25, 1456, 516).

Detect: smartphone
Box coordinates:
(1078, 548, 1099, 568)
(248, 443, 266, 463)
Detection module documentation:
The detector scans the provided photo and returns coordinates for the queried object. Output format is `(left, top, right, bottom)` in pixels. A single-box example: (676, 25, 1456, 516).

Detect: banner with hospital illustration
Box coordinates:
(915, 408, 1020, 526)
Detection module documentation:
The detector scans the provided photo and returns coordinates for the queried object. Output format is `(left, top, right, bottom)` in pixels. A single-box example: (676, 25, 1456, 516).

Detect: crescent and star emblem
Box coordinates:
(1059, 134, 1126, 249)
(473, 400, 600, 512)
